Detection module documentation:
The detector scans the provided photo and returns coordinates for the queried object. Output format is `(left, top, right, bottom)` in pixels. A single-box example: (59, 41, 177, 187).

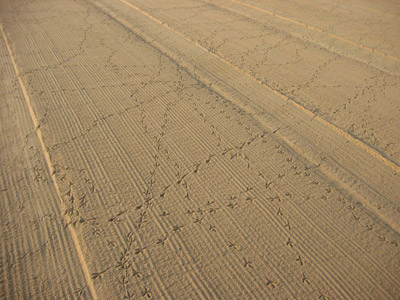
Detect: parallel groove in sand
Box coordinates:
(2, 0, 399, 298)
(14, 17, 392, 276)
(179, 96, 400, 292)
(90, 0, 396, 296)
(93, 1, 400, 294)
(18, 16, 177, 299)
(10, 7, 358, 298)
(47, 3, 400, 296)
(119, 0, 400, 174)
(46, 9, 291, 297)
(0, 23, 99, 300)
(102, 0, 400, 236)
(60, 50, 256, 300)
(1, 26, 89, 300)
(17, 11, 224, 298)
(99, 0, 400, 235)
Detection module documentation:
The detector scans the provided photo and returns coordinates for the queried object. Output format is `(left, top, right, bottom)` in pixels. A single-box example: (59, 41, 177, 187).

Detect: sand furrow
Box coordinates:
(118, 0, 400, 163)
(93, 0, 400, 234)
(8, 23, 180, 300)
(0, 24, 92, 299)
(171, 96, 400, 291)
(54, 26, 398, 295)
(6, 7, 232, 297)
(1, 0, 399, 298)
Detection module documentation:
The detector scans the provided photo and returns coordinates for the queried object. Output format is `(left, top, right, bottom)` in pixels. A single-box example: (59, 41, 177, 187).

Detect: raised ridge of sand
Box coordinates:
(1, 0, 399, 298)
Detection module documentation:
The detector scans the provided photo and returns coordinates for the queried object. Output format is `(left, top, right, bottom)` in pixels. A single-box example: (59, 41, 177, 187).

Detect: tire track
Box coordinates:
(58, 2, 400, 290)
(156, 104, 391, 298)
(90, 0, 400, 239)
(16, 14, 177, 298)
(1, 21, 91, 299)
(96, 0, 400, 234)
(72, 40, 396, 297)
(23, 10, 289, 296)
(83, 5, 398, 296)
(118, 0, 399, 174)
(175, 82, 400, 291)
(18, 8, 221, 297)
(3, 0, 399, 298)
(92, 0, 398, 282)
(0, 22, 99, 300)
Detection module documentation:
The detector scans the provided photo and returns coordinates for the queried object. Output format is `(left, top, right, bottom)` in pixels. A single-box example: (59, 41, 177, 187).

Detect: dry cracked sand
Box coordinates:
(1, 0, 400, 299)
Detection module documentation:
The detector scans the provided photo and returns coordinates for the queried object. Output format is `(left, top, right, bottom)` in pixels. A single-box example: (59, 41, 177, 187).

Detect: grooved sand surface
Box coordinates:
(1, 0, 399, 299)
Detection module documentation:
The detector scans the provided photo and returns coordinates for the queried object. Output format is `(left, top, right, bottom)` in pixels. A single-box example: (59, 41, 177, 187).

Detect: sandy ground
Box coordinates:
(1, 0, 399, 299)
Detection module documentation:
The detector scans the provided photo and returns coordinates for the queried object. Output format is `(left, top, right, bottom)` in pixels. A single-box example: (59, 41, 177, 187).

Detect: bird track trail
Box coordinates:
(1, 0, 399, 298)
(1, 23, 100, 300)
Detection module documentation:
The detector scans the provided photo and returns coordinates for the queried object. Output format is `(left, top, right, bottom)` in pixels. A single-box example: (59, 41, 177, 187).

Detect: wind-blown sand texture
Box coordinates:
(1, 0, 399, 299)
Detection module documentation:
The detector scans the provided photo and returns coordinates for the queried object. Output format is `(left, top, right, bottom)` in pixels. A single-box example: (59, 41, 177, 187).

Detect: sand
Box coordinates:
(1, 0, 399, 299)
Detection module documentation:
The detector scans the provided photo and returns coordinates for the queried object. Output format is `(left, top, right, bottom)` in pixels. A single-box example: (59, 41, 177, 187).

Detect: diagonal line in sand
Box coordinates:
(0, 24, 99, 300)
(118, 0, 400, 174)
(228, 0, 400, 63)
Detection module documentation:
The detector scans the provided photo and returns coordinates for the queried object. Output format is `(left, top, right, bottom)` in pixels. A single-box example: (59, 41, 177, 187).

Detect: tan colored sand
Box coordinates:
(1, 0, 399, 299)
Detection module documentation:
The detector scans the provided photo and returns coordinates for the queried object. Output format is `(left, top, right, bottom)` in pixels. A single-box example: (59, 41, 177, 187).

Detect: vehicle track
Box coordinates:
(1, 0, 399, 298)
